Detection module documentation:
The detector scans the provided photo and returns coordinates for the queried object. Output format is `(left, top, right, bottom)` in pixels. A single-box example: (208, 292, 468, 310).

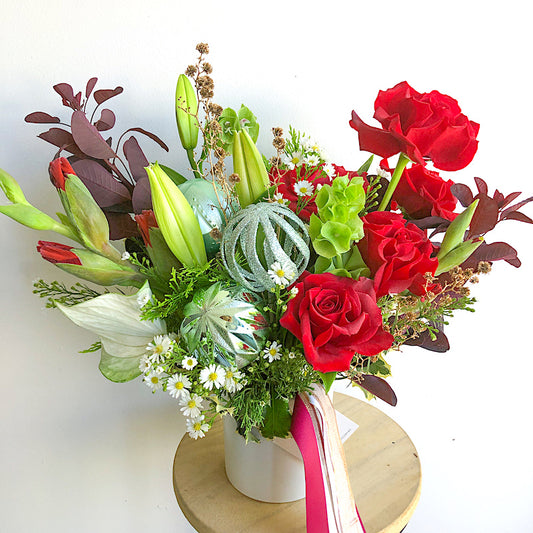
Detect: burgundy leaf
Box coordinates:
(358, 375, 397, 406)
(410, 216, 450, 230)
(93, 86, 123, 105)
(24, 111, 61, 124)
(469, 194, 499, 236)
(450, 183, 474, 207)
(501, 196, 533, 218)
(86, 77, 98, 99)
(124, 127, 169, 152)
(474, 176, 488, 195)
(429, 222, 451, 238)
(38, 128, 85, 158)
(71, 110, 116, 159)
(467, 241, 521, 268)
(53, 83, 80, 110)
(94, 109, 116, 131)
(123, 136, 149, 181)
(131, 177, 152, 213)
(70, 159, 130, 207)
(501, 211, 533, 224)
(103, 211, 139, 240)
(499, 191, 522, 210)
(493, 189, 504, 206)
(404, 328, 450, 352)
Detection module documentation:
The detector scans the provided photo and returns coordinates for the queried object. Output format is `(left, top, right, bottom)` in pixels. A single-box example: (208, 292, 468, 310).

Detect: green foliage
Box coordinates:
(33, 279, 104, 308)
(79, 341, 102, 354)
(261, 397, 292, 439)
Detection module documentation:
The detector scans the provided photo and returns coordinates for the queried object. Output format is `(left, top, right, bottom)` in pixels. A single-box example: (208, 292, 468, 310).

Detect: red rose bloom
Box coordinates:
(349, 81, 479, 171)
(391, 163, 458, 220)
(49, 157, 76, 190)
(357, 211, 438, 298)
(280, 272, 393, 373)
(37, 241, 81, 265)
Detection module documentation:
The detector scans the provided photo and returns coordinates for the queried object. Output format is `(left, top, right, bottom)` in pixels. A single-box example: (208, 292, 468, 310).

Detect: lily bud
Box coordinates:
(37, 240, 145, 287)
(175, 74, 199, 150)
(233, 129, 269, 207)
(438, 199, 479, 260)
(435, 237, 483, 276)
(0, 168, 28, 204)
(146, 163, 207, 267)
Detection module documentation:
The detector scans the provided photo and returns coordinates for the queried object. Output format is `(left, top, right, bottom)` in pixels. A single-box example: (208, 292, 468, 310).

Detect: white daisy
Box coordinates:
(288, 351, 296, 359)
(293, 180, 314, 197)
(199, 364, 226, 391)
(267, 261, 295, 287)
(304, 154, 320, 167)
(121, 251, 131, 261)
(186, 415, 209, 439)
(137, 292, 151, 308)
(263, 341, 282, 363)
(289, 286, 299, 298)
(323, 163, 336, 178)
(180, 393, 205, 418)
(224, 368, 244, 393)
(182, 355, 198, 370)
(146, 334, 174, 364)
(167, 373, 191, 400)
(138, 354, 152, 374)
(144, 370, 163, 391)
(272, 192, 289, 206)
(303, 138, 321, 153)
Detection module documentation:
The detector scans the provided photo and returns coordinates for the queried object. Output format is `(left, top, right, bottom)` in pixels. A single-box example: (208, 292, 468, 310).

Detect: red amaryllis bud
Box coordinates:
(37, 240, 82, 265)
(134, 210, 158, 246)
(48, 157, 76, 190)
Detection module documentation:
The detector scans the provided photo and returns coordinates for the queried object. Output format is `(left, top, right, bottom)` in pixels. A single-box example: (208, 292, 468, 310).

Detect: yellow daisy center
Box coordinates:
(193, 422, 202, 431)
(151, 376, 159, 384)
(291, 155, 300, 164)
(226, 371, 233, 379)
(276, 269, 285, 278)
(209, 372, 218, 381)
(188, 400, 196, 409)
(269, 348, 277, 356)
(175, 382, 184, 389)
(154, 344, 164, 354)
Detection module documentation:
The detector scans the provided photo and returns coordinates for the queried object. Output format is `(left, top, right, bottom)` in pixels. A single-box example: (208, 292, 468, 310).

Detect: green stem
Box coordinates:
(377, 153, 410, 211)
(186, 149, 202, 180)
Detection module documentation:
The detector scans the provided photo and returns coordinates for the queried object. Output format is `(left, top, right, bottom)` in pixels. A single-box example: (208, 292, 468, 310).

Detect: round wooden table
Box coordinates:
(173, 393, 422, 533)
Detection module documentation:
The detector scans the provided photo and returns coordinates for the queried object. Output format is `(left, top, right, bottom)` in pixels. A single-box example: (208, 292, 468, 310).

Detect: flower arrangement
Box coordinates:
(1, 43, 531, 445)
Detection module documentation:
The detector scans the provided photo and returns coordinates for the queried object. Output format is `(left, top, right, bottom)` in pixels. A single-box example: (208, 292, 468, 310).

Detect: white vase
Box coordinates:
(223, 415, 306, 503)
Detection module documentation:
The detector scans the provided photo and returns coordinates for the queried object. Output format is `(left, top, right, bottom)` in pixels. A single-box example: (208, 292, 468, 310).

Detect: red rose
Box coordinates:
(49, 157, 76, 190)
(391, 163, 458, 220)
(349, 81, 479, 171)
(280, 272, 393, 373)
(357, 211, 438, 298)
(37, 241, 81, 265)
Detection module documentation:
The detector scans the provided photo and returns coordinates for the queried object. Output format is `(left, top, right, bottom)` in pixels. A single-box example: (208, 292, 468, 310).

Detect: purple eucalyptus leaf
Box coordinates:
(53, 83, 80, 110)
(469, 194, 499, 236)
(474, 176, 488, 195)
(450, 183, 474, 207)
(465, 241, 521, 268)
(501, 196, 533, 218)
(404, 329, 450, 352)
(499, 191, 522, 210)
(103, 210, 139, 240)
(38, 128, 85, 158)
(94, 109, 116, 131)
(70, 159, 130, 208)
(501, 211, 533, 224)
(131, 177, 152, 214)
(124, 127, 169, 152)
(86, 77, 98, 99)
(71, 110, 116, 159)
(358, 375, 397, 406)
(24, 112, 61, 124)
(409, 216, 449, 230)
(123, 136, 149, 181)
(93, 86, 123, 105)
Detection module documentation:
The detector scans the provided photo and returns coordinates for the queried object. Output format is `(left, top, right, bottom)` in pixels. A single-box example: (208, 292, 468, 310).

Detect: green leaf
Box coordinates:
(318, 371, 336, 393)
(159, 164, 187, 185)
(357, 155, 374, 174)
(79, 341, 102, 354)
(261, 397, 292, 439)
(99, 347, 142, 383)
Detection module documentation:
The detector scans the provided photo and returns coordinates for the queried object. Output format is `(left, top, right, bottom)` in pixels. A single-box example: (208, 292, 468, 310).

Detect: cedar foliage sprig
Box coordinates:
(33, 279, 104, 308)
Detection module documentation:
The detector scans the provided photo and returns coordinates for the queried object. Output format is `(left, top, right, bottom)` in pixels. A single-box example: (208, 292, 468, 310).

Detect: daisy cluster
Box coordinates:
(139, 334, 245, 439)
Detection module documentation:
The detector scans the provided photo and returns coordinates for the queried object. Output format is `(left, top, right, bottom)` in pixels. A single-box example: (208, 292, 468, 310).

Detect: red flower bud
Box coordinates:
(48, 157, 76, 190)
(37, 240, 82, 265)
(134, 210, 158, 247)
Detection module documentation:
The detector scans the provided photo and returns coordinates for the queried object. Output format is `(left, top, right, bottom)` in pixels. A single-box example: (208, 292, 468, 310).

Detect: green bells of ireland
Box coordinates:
(146, 163, 207, 267)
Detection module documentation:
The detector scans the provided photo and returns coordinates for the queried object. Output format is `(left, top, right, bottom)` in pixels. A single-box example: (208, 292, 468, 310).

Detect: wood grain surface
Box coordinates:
(173, 393, 422, 533)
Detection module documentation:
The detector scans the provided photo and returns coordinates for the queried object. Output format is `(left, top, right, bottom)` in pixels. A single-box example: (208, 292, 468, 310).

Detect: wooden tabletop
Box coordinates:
(173, 393, 422, 533)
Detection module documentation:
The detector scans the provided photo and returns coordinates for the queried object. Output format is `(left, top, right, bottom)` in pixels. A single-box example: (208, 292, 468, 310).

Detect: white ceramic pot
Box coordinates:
(223, 415, 306, 503)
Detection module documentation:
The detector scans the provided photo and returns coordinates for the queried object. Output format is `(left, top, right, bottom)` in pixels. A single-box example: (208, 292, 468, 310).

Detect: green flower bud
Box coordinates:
(438, 199, 479, 260)
(0, 168, 28, 204)
(435, 238, 484, 276)
(146, 163, 207, 267)
(232, 129, 269, 207)
(175, 74, 199, 150)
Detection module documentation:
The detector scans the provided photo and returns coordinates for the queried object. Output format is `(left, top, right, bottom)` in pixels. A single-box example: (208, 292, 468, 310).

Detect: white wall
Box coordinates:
(1, 1, 532, 532)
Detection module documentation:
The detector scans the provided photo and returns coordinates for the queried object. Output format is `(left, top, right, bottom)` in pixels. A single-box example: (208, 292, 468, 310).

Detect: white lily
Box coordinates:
(56, 282, 166, 383)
